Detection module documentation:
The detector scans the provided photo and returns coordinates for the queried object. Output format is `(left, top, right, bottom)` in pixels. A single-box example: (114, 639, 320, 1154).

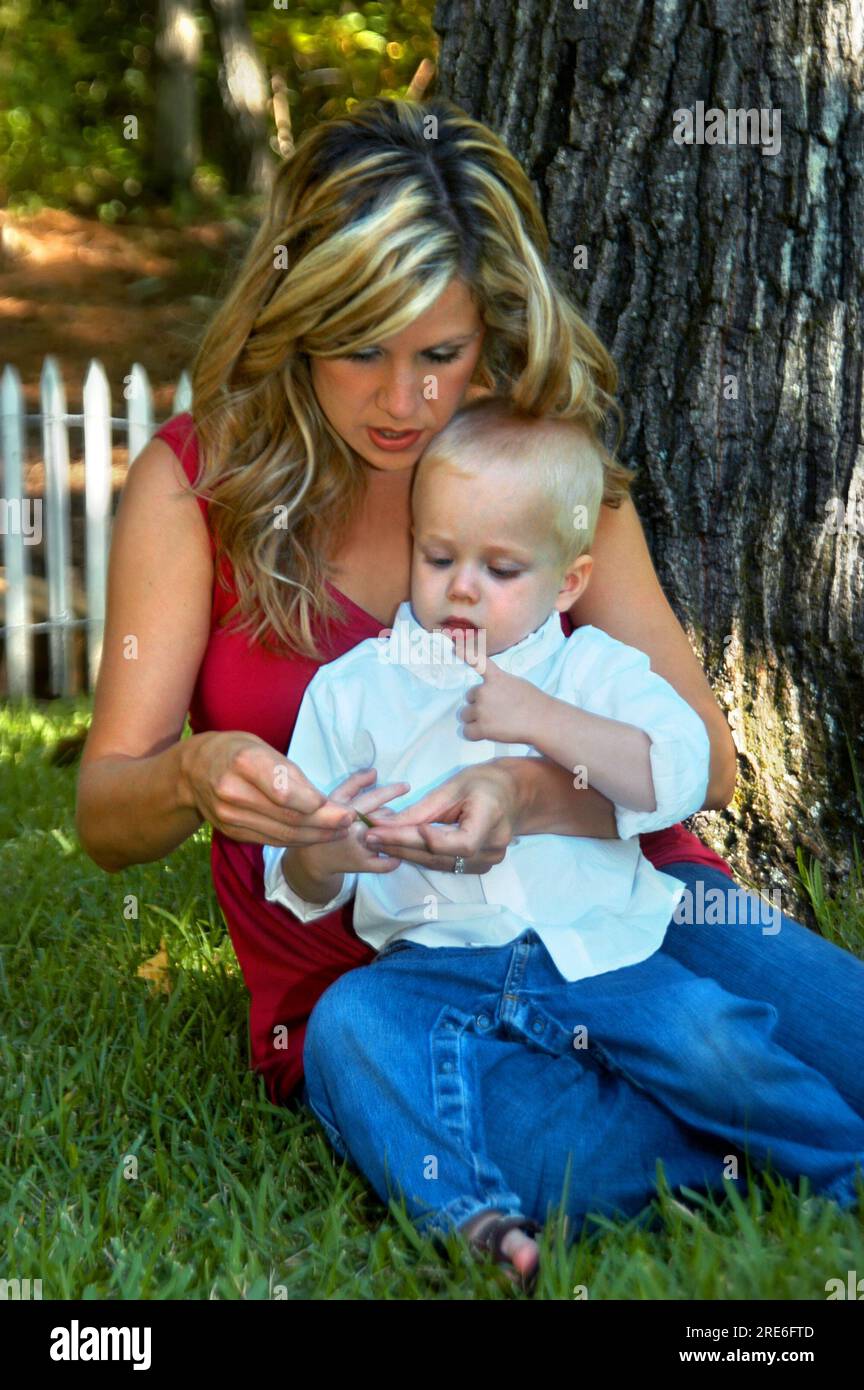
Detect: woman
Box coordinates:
(76, 97, 864, 1283)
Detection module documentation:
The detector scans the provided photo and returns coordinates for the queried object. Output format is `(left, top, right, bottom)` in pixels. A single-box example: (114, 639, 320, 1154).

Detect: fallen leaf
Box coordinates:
(137, 937, 172, 994)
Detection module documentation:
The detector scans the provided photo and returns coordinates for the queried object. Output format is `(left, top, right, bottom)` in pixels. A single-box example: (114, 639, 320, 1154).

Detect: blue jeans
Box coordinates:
(658, 862, 864, 1118)
(301, 865, 864, 1238)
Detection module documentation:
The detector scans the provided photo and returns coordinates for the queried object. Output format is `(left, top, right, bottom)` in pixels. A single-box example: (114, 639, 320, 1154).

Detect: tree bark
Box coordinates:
(434, 0, 864, 918)
(207, 0, 275, 197)
(154, 0, 203, 195)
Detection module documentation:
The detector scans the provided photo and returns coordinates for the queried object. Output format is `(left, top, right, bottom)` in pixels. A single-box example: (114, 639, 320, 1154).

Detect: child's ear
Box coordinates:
(555, 555, 593, 610)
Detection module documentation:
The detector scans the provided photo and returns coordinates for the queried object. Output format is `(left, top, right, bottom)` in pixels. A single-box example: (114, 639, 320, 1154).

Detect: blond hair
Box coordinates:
(186, 96, 635, 660)
(414, 396, 605, 567)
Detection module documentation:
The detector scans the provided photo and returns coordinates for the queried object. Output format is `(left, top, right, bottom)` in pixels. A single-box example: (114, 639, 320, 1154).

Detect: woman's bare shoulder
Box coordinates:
(118, 435, 213, 562)
(126, 433, 206, 503)
(80, 436, 214, 764)
(570, 494, 702, 660)
(113, 433, 214, 635)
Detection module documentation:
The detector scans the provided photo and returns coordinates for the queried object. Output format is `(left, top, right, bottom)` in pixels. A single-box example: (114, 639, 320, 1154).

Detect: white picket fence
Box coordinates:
(0, 355, 192, 699)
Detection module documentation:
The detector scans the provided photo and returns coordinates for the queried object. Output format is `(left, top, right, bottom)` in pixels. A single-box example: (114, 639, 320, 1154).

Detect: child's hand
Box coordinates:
(292, 771, 411, 882)
(457, 648, 546, 745)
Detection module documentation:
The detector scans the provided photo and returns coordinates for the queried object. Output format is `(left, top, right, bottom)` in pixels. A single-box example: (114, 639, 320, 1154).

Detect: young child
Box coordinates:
(262, 397, 864, 1289)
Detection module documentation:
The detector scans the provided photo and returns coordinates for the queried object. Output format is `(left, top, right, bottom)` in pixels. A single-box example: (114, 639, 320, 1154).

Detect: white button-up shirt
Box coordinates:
(263, 601, 711, 981)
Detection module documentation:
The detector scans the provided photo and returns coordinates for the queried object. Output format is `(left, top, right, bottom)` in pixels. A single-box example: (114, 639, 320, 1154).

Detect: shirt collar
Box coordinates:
(382, 600, 567, 688)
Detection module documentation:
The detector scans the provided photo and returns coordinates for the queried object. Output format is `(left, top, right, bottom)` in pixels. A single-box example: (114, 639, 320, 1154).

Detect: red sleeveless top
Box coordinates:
(154, 412, 733, 1105)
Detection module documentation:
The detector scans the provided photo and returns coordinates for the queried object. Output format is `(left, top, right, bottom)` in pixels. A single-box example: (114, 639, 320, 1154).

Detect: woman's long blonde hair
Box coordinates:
(188, 96, 635, 661)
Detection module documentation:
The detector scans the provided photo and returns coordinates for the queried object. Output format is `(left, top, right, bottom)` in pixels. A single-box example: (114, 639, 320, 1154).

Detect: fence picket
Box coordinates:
(41, 355, 74, 697)
(83, 360, 112, 690)
(0, 359, 191, 700)
(1, 364, 32, 697)
(127, 363, 153, 465)
(174, 371, 192, 415)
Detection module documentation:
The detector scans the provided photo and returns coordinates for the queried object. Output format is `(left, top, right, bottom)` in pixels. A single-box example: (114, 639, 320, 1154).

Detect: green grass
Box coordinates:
(2, 697, 863, 1300)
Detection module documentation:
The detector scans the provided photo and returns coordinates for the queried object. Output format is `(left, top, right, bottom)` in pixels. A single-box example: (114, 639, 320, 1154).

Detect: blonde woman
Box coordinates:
(76, 98, 864, 1283)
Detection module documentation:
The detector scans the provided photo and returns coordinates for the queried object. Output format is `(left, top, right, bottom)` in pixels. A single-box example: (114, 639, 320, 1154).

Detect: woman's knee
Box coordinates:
(623, 976, 780, 1097)
(305, 966, 377, 1055)
(303, 961, 402, 1078)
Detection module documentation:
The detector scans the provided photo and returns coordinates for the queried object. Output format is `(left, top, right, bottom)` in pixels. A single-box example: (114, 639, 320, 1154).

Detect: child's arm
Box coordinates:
(278, 844, 348, 915)
(522, 695, 655, 811)
(458, 657, 655, 806)
(459, 642, 710, 839)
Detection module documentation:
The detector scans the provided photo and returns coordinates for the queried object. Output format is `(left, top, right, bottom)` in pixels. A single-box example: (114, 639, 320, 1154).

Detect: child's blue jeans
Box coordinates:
(301, 900, 864, 1239)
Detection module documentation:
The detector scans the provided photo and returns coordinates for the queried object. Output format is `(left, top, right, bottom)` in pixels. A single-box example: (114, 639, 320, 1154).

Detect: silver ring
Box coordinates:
(454, 855, 465, 874)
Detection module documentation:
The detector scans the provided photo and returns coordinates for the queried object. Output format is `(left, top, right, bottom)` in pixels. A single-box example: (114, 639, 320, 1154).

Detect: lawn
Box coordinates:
(2, 697, 862, 1300)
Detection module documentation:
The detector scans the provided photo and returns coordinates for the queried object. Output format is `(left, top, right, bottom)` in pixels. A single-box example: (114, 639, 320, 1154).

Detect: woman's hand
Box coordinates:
(287, 774, 412, 884)
(180, 730, 398, 849)
(359, 762, 522, 873)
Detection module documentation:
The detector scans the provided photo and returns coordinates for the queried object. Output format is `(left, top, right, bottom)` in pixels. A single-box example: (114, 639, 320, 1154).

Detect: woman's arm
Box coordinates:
(566, 494, 737, 811)
(490, 757, 619, 837)
(75, 438, 217, 871)
(76, 440, 353, 873)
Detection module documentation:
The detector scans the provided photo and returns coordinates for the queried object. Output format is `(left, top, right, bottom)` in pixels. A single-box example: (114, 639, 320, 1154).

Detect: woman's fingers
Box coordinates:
(219, 743, 326, 816)
(369, 783, 460, 830)
(222, 749, 359, 830)
(218, 786, 352, 836)
(367, 840, 487, 872)
(213, 760, 411, 846)
(365, 810, 467, 850)
(364, 822, 440, 847)
(416, 799, 495, 857)
(366, 785, 509, 871)
(366, 820, 489, 870)
(205, 803, 354, 847)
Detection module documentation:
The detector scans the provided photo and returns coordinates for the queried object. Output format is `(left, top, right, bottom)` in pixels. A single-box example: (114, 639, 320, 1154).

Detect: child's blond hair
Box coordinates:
(413, 396, 605, 566)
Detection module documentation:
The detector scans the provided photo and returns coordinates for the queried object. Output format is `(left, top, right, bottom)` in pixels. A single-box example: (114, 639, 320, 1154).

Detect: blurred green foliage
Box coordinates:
(0, 0, 437, 222)
(277, 1, 436, 127)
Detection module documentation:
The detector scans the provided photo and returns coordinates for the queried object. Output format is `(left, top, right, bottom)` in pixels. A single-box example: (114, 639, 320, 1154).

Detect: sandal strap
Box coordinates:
(472, 1213, 542, 1258)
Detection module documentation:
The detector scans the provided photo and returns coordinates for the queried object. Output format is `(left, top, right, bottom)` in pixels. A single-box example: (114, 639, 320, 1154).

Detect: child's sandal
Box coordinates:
(465, 1212, 543, 1294)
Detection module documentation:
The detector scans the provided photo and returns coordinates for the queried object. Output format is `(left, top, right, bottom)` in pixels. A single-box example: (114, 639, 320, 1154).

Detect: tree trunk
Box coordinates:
(207, 0, 275, 198)
(154, 0, 203, 195)
(434, 0, 864, 919)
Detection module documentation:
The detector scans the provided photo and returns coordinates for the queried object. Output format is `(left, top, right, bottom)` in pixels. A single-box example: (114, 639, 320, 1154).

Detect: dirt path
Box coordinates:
(1, 204, 251, 424)
(0, 207, 253, 673)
